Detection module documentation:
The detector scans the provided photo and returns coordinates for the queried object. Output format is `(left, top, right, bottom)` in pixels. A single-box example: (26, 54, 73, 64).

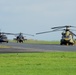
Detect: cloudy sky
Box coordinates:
(0, 0, 76, 41)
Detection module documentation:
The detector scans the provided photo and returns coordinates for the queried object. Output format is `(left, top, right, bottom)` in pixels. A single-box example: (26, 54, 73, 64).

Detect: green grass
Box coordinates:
(10, 39, 60, 44)
(0, 52, 76, 75)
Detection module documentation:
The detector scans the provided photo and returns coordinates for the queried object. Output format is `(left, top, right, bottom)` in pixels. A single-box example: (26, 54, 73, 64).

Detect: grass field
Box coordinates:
(0, 52, 76, 75)
(10, 39, 60, 44)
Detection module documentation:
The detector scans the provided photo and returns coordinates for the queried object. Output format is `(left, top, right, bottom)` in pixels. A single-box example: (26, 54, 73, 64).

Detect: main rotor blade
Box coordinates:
(36, 31, 53, 35)
(69, 31, 76, 36)
(8, 33, 34, 36)
(23, 33, 34, 36)
(4, 33, 16, 35)
(51, 26, 66, 29)
(0, 32, 15, 35)
(36, 29, 60, 35)
(51, 25, 76, 29)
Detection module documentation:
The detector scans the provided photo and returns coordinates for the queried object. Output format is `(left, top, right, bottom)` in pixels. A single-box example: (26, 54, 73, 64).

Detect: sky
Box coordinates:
(0, 0, 76, 41)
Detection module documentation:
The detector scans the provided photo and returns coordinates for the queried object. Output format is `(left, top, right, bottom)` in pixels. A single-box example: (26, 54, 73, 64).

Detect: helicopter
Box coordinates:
(0, 31, 14, 43)
(13, 32, 34, 43)
(36, 25, 76, 45)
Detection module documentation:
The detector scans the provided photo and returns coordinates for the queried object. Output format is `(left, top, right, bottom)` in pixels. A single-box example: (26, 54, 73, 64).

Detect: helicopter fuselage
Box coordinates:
(0, 35, 8, 43)
(16, 35, 24, 43)
(60, 31, 74, 45)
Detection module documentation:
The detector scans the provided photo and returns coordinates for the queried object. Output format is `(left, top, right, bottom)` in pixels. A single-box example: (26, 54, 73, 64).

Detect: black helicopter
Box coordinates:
(0, 31, 14, 43)
(36, 25, 76, 45)
(13, 32, 34, 43)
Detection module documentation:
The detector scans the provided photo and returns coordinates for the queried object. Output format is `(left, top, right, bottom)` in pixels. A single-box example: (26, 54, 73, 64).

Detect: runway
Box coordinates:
(0, 42, 76, 53)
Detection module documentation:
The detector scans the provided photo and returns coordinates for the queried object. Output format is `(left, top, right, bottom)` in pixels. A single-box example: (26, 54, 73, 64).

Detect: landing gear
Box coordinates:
(60, 39, 74, 46)
(17, 39, 23, 43)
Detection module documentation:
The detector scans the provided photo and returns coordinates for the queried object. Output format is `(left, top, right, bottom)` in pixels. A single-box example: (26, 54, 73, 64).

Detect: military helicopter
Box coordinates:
(36, 25, 76, 45)
(13, 32, 34, 43)
(0, 31, 14, 43)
